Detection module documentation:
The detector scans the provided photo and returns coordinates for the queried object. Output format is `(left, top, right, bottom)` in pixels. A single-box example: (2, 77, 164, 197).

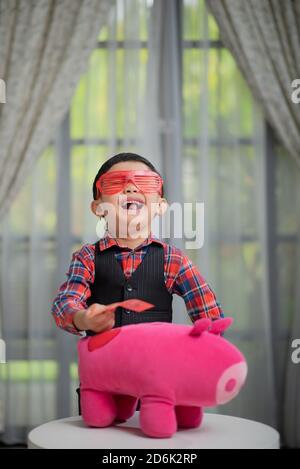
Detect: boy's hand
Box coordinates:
(73, 303, 115, 333)
(84, 303, 116, 333)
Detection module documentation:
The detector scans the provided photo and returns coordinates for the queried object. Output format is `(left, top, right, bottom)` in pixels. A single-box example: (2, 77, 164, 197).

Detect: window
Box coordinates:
(2, 0, 298, 422)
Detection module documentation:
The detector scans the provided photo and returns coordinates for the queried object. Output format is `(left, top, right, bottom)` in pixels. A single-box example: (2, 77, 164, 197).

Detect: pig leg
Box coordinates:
(81, 389, 117, 427)
(175, 405, 203, 429)
(113, 394, 138, 422)
(139, 396, 177, 438)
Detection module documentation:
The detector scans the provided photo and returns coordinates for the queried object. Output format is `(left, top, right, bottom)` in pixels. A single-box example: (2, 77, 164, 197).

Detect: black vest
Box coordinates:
(85, 240, 173, 335)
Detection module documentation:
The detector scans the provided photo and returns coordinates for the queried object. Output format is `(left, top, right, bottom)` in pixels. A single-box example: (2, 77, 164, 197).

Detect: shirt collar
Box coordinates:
(98, 230, 164, 252)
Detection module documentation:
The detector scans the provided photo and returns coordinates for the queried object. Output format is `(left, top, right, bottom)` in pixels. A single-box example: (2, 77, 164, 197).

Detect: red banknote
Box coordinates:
(104, 299, 154, 313)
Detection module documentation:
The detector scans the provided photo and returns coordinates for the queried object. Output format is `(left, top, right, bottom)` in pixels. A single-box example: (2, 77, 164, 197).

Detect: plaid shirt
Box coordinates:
(51, 232, 224, 335)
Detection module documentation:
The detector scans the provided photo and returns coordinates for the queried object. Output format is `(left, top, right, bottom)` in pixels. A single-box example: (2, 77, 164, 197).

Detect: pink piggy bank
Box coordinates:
(78, 317, 247, 438)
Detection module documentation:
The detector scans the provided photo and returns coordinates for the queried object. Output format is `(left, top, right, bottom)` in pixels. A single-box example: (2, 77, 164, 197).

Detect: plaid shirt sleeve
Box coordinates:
(171, 251, 224, 322)
(51, 245, 95, 336)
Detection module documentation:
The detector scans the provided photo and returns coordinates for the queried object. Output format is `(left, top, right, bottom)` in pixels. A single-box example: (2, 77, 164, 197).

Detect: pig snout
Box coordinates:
(216, 362, 247, 405)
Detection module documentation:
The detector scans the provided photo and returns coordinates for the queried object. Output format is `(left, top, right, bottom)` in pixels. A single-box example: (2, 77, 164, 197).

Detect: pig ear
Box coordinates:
(209, 317, 233, 334)
(189, 318, 211, 337)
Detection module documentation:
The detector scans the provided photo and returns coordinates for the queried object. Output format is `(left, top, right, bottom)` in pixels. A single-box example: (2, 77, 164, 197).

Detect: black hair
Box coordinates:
(93, 152, 164, 199)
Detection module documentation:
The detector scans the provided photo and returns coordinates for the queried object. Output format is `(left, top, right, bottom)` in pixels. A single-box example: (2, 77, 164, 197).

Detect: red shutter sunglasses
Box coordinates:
(96, 170, 163, 196)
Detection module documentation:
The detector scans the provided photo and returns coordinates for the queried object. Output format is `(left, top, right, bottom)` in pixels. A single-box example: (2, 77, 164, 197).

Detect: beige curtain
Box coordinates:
(0, 0, 112, 218)
(206, 0, 300, 169)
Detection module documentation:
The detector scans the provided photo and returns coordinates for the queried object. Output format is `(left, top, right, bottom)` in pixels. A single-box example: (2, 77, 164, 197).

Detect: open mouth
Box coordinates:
(120, 200, 145, 214)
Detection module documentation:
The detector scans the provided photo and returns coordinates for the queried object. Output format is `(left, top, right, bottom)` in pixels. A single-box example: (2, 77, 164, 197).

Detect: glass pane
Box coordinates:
(276, 144, 300, 236)
(70, 50, 108, 140)
(3, 239, 57, 345)
(71, 145, 108, 239)
(218, 49, 254, 138)
(212, 241, 263, 330)
(70, 361, 79, 417)
(183, 146, 259, 238)
(0, 361, 58, 426)
(71, 48, 148, 140)
(277, 242, 298, 333)
(8, 146, 56, 237)
(183, 0, 220, 40)
(98, 0, 150, 42)
(183, 48, 254, 139)
(116, 0, 150, 41)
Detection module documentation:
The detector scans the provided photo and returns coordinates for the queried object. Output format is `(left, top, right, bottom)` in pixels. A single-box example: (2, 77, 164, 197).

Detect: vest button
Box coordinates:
(126, 284, 133, 292)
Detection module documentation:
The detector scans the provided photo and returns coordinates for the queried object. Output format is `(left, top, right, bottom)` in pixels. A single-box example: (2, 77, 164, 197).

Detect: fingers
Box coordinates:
(103, 315, 115, 332)
(86, 303, 115, 333)
(89, 303, 107, 315)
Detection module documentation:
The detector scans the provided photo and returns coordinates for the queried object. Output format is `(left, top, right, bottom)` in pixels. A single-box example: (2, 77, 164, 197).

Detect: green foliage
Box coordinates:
(0, 361, 78, 381)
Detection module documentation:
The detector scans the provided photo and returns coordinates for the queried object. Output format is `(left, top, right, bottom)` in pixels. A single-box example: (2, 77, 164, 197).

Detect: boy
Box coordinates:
(51, 153, 224, 413)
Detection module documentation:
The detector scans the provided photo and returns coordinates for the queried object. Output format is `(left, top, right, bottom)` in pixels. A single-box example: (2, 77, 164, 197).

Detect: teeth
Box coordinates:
(122, 201, 143, 210)
(128, 203, 140, 210)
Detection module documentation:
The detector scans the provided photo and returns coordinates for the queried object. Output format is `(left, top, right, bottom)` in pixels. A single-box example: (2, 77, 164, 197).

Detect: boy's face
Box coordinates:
(91, 161, 168, 238)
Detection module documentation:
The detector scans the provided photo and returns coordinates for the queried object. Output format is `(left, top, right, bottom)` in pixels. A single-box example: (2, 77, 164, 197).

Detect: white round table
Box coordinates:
(28, 412, 280, 449)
